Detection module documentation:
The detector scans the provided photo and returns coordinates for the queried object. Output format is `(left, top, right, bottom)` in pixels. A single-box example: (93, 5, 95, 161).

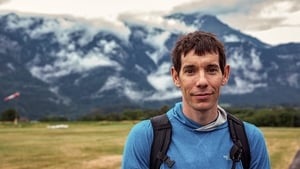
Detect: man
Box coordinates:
(122, 31, 270, 169)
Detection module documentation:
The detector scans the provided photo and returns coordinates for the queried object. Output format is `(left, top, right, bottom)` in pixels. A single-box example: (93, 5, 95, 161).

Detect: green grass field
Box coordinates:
(0, 121, 299, 169)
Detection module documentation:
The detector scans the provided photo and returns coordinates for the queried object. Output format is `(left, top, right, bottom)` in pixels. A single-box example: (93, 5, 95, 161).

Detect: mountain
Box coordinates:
(0, 13, 299, 119)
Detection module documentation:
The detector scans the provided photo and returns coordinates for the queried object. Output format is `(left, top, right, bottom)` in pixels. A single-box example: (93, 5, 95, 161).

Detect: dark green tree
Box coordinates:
(0, 109, 19, 121)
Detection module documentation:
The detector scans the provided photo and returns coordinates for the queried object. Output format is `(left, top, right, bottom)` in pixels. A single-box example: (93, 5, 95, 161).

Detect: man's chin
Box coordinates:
(193, 103, 214, 112)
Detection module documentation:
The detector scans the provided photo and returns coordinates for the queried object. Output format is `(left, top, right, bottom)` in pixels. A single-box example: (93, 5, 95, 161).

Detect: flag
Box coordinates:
(4, 92, 20, 102)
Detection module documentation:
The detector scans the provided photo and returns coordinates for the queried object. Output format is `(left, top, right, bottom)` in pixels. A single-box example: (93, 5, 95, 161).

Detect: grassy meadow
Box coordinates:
(0, 121, 299, 169)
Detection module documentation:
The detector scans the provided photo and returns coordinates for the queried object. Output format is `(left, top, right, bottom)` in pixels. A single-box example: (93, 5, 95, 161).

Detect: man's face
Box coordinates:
(171, 50, 230, 113)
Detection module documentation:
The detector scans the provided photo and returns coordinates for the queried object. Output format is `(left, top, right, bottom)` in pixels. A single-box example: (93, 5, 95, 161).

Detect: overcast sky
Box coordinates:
(0, 0, 299, 45)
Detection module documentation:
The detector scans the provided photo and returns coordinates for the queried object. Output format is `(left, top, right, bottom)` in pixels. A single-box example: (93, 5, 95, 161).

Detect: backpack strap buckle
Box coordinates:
(230, 140, 243, 162)
(157, 152, 175, 168)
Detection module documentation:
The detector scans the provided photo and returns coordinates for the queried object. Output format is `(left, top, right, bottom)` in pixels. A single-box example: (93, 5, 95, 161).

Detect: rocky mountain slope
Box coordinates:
(0, 13, 299, 119)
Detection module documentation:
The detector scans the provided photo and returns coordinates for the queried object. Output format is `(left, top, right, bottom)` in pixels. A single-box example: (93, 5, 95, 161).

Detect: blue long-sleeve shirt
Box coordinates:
(122, 102, 270, 169)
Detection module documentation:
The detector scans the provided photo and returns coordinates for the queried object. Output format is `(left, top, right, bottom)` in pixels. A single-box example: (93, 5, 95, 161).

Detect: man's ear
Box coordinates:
(171, 67, 180, 88)
(222, 65, 230, 86)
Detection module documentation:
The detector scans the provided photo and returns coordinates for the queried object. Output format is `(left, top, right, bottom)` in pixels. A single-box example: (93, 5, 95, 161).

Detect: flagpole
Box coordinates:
(13, 98, 18, 125)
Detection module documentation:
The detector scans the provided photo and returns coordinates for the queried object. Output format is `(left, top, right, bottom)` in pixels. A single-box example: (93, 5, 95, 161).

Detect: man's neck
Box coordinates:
(182, 105, 219, 125)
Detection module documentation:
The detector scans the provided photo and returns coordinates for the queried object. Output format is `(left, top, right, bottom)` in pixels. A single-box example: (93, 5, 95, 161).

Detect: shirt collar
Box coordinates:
(194, 105, 227, 131)
(172, 102, 228, 131)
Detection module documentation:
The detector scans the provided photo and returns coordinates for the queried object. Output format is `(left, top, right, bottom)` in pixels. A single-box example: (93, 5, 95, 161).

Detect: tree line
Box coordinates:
(1, 106, 300, 127)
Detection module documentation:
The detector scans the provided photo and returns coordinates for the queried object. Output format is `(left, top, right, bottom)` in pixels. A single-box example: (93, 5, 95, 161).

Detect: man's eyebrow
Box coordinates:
(182, 65, 195, 69)
(207, 64, 219, 68)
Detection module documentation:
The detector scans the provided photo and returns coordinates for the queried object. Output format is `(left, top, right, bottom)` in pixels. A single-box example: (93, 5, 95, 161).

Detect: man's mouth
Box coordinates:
(191, 92, 212, 100)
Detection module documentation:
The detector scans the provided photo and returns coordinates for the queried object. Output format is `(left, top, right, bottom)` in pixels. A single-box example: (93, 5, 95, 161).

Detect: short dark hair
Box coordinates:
(171, 31, 226, 74)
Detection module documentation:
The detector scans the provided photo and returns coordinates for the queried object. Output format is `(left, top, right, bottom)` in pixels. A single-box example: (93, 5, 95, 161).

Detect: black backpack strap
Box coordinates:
(150, 114, 175, 169)
(227, 113, 251, 169)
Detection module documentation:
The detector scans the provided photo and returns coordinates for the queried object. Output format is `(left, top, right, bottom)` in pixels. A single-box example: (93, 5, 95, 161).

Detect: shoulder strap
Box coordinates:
(227, 113, 251, 169)
(149, 113, 250, 169)
(150, 114, 175, 169)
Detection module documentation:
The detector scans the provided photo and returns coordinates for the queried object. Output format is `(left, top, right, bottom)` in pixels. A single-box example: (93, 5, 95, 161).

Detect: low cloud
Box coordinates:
(96, 75, 151, 101)
(118, 12, 195, 34)
(287, 73, 300, 88)
(219, 0, 299, 31)
(0, 0, 9, 5)
(144, 31, 171, 64)
(171, 0, 241, 15)
(147, 62, 173, 91)
(170, 0, 299, 32)
(0, 0, 299, 45)
(3, 12, 130, 43)
(145, 88, 181, 101)
(223, 77, 267, 94)
(29, 47, 121, 82)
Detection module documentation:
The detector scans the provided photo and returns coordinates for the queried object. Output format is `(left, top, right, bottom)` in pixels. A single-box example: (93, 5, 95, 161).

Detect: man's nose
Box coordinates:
(195, 71, 208, 88)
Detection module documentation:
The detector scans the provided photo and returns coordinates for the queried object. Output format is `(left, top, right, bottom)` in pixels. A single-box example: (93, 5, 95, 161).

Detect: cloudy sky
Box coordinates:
(0, 0, 299, 45)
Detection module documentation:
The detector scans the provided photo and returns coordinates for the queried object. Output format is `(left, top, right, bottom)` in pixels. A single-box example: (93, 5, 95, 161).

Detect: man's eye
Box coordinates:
(208, 68, 218, 72)
(184, 68, 194, 74)
(207, 67, 219, 74)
